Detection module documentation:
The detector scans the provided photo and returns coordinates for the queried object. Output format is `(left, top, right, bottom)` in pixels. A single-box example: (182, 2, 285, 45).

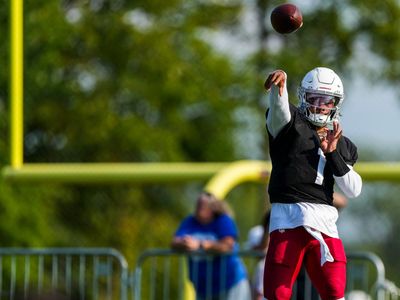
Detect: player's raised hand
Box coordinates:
(319, 121, 343, 153)
(264, 70, 286, 96)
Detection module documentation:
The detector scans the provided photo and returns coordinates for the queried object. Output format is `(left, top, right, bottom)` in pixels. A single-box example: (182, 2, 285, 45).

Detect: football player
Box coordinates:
(262, 67, 362, 300)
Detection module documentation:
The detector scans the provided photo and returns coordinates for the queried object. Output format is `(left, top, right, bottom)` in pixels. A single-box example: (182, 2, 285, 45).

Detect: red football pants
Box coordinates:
(263, 227, 347, 300)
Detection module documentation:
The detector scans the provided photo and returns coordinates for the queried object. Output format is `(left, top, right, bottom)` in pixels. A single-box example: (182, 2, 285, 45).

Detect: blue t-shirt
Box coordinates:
(174, 214, 247, 297)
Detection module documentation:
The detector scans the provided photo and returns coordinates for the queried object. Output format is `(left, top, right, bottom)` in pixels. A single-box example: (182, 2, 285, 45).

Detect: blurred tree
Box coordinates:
(23, 0, 248, 163)
(0, 1, 9, 164)
(1, 0, 400, 285)
(3, 0, 254, 265)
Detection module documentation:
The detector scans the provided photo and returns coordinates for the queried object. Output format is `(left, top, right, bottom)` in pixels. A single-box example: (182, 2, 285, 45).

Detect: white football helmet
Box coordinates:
(298, 67, 344, 128)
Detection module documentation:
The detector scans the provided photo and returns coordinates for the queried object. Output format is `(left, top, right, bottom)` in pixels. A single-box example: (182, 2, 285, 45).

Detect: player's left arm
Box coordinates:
(322, 123, 362, 198)
(332, 164, 362, 198)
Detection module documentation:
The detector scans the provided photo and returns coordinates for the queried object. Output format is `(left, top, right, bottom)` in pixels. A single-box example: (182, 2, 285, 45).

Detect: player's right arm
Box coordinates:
(264, 70, 291, 138)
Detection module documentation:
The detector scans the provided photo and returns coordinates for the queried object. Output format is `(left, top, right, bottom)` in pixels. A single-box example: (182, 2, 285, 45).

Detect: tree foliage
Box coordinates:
(1, 0, 400, 283)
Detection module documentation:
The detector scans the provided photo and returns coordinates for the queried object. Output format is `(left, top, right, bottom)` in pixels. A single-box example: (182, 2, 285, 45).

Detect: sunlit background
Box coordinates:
(1, 0, 400, 297)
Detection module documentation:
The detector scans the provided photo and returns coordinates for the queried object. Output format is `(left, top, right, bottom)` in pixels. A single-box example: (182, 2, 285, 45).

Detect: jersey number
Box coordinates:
(315, 148, 326, 185)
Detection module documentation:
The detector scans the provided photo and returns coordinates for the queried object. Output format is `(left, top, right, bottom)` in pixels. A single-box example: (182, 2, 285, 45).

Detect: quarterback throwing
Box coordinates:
(263, 68, 362, 300)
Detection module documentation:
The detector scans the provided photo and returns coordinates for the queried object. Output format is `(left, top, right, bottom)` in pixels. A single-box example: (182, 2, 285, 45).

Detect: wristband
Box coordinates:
(325, 150, 350, 176)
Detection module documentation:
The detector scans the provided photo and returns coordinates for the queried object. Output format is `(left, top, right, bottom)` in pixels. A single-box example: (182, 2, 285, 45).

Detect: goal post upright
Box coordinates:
(10, 0, 24, 169)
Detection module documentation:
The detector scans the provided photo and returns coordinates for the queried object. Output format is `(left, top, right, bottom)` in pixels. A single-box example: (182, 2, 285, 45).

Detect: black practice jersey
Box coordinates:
(266, 103, 358, 206)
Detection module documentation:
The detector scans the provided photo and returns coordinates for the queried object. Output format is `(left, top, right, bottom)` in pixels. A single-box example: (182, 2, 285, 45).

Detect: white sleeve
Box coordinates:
(334, 165, 362, 198)
(266, 73, 291, 138)
(253, 259, 265, 295)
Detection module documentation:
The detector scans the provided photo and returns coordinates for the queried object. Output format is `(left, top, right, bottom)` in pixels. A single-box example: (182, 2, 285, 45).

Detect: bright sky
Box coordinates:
(342, 77, 400, 157)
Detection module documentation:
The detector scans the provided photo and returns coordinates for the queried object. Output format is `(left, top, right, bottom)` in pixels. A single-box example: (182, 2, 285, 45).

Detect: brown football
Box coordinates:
(270, 3, 303, 34)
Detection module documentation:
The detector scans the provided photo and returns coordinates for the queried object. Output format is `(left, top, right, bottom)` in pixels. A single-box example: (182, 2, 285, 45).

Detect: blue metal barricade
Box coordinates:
(0, 248, 129, 300)
(0, 247, 397, 300)
(132, 249, 400, 300)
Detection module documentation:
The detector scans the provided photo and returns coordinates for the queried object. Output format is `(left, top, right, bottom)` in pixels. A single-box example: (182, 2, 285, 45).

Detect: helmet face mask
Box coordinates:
(303, 107, 336, 128)
(306, 94, 338, 107)
(298, 67, 344, 128)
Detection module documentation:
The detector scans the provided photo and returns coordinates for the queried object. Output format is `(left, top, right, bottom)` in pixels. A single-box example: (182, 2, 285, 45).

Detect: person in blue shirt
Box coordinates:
(171, 192, 251, 300)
